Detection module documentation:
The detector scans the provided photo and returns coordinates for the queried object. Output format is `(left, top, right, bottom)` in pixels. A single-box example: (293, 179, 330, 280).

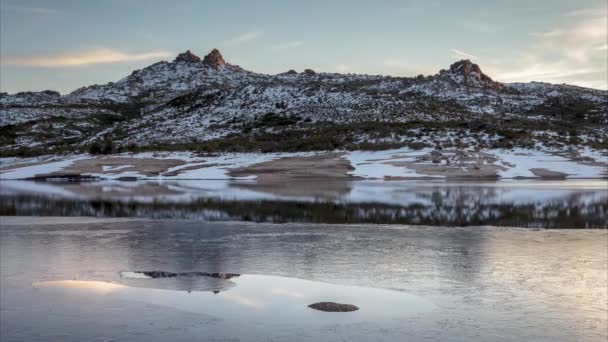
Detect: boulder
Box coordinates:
(308, 302, 359, 312)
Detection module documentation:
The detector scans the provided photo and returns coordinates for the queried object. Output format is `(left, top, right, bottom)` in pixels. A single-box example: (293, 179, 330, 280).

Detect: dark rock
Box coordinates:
(142, 271, 178, 278)
(278, 69, 298, 76)
(175, 50, 201, 63)
(308, 302, 358, 312)
(303, 69, 316, 76)
(117, 176, 138, 181)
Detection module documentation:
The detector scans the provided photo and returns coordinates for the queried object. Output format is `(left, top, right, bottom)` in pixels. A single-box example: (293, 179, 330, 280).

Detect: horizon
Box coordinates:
(1, 0, 607, 93)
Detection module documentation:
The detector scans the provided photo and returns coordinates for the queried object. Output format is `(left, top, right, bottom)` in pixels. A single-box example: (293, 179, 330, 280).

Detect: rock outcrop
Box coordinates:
(202, 48, 226, 68)
(442, 59, 502, 89)
(175, 50, 201, 63)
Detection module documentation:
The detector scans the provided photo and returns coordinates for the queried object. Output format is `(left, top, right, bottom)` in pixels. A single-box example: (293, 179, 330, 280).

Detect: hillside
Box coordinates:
(1, 48, 607, 156)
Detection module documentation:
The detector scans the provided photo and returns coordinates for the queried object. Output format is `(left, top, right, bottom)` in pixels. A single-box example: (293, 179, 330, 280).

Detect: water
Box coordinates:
(1, 218, 607, 341)
(2, 179, 607, 227)
(1, 179, 606, 340)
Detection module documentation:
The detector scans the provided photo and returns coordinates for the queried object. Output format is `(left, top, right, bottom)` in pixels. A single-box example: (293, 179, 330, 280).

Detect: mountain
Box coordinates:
(1, 49, 606, 156)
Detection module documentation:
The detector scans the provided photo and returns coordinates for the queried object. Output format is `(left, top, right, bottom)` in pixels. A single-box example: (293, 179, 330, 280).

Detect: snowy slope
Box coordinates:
(1, 50, 606, 153)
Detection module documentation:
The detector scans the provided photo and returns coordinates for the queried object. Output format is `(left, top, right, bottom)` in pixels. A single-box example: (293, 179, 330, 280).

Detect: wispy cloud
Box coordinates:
(529, 29, 564, 38)
(450, 49, 478, 60)
(223, 30, 263, 47)
(271, 41, 303, 50)
(489, 6, 608, 89)
(5, 6, 62, 15)
(2, 49, 172, 67)
(493, 63, 598, 82)
(565, 7, 601, 17)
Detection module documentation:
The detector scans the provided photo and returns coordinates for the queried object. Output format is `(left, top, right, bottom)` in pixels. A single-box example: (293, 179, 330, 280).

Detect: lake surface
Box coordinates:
(1, 218, 607, 341)
(1, 179, 607, 227)
(1, 178, 607, 340)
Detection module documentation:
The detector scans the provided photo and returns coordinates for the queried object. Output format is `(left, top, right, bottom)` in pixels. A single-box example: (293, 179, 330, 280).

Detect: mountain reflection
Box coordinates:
(1, 180, 606, 228)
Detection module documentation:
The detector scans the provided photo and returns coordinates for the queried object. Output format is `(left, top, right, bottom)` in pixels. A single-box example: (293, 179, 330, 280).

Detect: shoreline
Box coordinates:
(3, 216, 607, 230)
(1, 147, 606, 182)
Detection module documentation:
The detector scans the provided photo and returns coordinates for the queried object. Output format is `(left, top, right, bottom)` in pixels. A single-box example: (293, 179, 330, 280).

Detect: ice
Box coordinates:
(0, 155, 88, 179)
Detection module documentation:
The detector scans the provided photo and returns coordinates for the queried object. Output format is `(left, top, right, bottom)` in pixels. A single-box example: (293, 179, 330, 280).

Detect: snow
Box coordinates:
(0, 155, 88, 179)
(346, 147, 441, 178)
(491, 148, 607, 178)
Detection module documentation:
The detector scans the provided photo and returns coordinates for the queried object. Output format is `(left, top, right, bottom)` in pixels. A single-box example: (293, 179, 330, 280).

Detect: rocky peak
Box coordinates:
(449, 60, 492, 82)
(202, 48, 226, 69)
(174, 50, 201, 63)
(441, 59, 501, 89)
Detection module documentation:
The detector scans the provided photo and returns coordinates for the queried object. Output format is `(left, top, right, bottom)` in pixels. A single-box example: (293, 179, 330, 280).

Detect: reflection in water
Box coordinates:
(31, 275, 433, 320)
(1, 179, 606, 227)
(32, 280, 125, 293)
(120, 271, 241, 279)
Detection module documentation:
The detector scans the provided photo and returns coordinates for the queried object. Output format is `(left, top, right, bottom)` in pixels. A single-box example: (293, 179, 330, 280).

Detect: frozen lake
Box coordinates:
(1, 218, 607, 341)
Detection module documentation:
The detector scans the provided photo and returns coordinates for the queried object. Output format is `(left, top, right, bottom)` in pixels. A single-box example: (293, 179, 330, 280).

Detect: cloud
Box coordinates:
(271, 41, 303, 50)
(492, 63, 598, 82)
(529, 29, 564, 37)
(2, 49, 172, 67)
(5, 6, 61, 15)
(565, 7, 601, 17)
(489, 7, 607, 89)
(596, 44, 608, 51)
(450, 49, 478, 60)
(223, 31, 263, 47)
(335, 64, 352, 73)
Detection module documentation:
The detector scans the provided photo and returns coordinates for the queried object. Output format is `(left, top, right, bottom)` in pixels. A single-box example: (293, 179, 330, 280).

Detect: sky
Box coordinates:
(1, 0, 607, 93)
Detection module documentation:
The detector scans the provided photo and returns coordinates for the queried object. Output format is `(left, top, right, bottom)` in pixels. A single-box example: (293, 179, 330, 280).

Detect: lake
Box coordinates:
(0, 179, 607, 341)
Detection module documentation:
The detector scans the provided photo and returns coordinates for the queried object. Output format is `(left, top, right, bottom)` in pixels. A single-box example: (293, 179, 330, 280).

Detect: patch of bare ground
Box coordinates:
(228, 153, 357, 181)
(228, 154, 357, 197)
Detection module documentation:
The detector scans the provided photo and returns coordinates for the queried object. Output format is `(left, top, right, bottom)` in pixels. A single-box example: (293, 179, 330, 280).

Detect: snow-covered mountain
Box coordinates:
(1, 49, 606, 155)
